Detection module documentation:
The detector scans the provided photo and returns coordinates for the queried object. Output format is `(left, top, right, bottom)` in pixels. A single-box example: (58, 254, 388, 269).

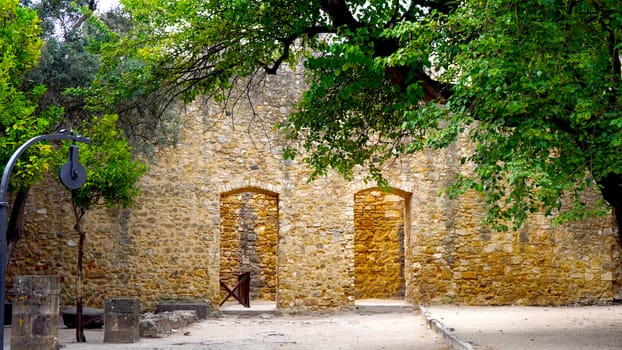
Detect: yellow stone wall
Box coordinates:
(6, 67, 622, 312)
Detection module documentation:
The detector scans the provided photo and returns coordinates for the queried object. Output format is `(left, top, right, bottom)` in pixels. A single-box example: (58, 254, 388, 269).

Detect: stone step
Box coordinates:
(355, 303, 415, 314)
(219, 300, 415, 316)
(355, 299, 415, 314)
(219, 308, 284, 317)
(219, 301, 282, 317)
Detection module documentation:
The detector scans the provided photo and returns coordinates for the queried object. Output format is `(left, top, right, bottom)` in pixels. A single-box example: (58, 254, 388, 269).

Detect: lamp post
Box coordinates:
(0, 131, 90, 349)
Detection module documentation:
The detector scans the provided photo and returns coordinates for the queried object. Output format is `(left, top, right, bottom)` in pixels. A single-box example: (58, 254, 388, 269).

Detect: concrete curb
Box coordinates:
(419, 306, 476, 350)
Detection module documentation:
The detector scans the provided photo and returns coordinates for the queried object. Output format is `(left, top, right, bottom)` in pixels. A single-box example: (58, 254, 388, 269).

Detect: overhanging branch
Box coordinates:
(263, 26, 332, 75)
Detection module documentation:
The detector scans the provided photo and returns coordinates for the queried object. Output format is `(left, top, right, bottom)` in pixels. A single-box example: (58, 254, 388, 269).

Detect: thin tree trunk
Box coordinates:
(73, 205, 86, 343)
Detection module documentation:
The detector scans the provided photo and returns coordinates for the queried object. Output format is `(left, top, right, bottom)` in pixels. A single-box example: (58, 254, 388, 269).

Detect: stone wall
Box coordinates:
(6, 66, 622, 312)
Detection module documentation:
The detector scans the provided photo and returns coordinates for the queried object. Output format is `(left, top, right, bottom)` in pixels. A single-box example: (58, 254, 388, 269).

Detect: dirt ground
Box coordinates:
(53, 312, 449, 350)
(5, 303, 621, 349)
(425, 305, 622, 350)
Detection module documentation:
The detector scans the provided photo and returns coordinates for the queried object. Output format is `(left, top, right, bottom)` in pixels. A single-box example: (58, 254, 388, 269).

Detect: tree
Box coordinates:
(20, 0, 102, 126)
(425, 1, 622, 231)
(102, 0, 621, 235)
(18, 0, 179, 162)
(2, 0, 104, 264)
(67, 113, 145, 342)
(3, 0, 124, 263)
(3, 0, 167, 260)
(72, 4, 182, 158)
(3, 3, 146, 340)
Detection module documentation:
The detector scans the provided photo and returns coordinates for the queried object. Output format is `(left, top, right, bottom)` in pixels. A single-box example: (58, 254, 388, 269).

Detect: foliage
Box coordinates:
(0, 0, 61, 191)
(107, 0, 622, 232)
(20, 0, 179, 157)
(20, 0, 102, 127)
(1, 5, 145, 341)
(434, 0, 622, 230)
(71, 3, 182, 157)
(70, 113, 146, 213)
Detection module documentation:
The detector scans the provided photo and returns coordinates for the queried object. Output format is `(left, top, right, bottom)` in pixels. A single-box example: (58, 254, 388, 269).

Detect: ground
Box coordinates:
(425, 305, 622, 350)
(56, 312, 449, 350)
(5, 303, 622, 349)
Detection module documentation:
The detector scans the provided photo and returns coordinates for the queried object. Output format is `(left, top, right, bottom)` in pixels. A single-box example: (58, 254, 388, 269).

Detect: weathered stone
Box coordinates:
(140, 311, 198, 338)
(104, 298, 140, 343)
(220, 191, 278, 301)
(354, 189, 406, 299)
(139, 318, 160, 338)
(156, 302, 212, 320)
(601, 272, 614, 281)
(11, 275, 60, 350)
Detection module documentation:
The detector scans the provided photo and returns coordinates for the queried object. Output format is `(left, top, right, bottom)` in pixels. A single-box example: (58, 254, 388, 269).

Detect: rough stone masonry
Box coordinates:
(7, 65, 622, 313)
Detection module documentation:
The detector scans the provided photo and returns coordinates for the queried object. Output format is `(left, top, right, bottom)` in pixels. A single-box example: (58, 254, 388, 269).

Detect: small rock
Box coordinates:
(139, 318, 161, 338)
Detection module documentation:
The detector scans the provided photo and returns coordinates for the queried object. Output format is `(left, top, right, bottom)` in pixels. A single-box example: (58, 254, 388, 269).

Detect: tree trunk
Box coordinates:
(6, 187, 30, 265)
(598, 173, 622, 243)
(73, 206, 86, 343)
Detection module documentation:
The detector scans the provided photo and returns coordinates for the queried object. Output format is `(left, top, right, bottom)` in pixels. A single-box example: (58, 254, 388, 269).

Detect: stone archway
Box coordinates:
(219, 187, 279, 302)
(354, 188, 411, 300)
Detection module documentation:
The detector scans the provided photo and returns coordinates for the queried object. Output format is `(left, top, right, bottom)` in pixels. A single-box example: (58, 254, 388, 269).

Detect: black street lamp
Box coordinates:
(0, 130, 90, 349)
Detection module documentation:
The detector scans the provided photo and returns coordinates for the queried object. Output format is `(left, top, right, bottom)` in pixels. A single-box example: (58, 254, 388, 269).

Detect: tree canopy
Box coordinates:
(21, 0, 177, 156)
(102, 0, 621, 234)
(20, 0, 102, 126)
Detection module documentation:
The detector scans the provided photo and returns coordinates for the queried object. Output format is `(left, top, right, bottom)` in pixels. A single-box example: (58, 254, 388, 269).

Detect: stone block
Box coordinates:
(11, 275, 60, 350)
(104, 298, 140, 343)
(462, 271, 478, 280)
(139, 318, 160, 338)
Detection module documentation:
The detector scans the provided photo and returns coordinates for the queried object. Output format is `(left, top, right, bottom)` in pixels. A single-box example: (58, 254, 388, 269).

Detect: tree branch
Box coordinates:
(264, 26, 332, 74)
(320, 0, 362, 30)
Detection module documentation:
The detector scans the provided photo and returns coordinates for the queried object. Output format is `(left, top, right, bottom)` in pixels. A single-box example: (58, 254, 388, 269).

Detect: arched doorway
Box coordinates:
(219, 188, 279, 303)
(354, 188, 410, 300)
